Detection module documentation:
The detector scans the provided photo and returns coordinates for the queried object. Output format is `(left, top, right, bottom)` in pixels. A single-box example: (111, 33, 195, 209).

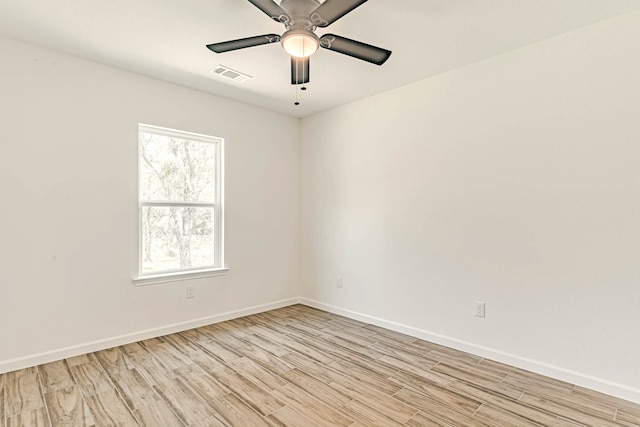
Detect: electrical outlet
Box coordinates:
(186, 286, 195, 299)
(474, 301, 486, 317)
(336, 276, 343, 288)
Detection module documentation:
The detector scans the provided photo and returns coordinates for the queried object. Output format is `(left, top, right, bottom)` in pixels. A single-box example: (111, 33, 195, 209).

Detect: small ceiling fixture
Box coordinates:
(281, 29, 319, 58)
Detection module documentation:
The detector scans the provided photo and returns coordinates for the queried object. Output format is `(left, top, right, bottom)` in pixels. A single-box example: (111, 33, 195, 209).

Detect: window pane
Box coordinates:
(139, 132, 215, 202)
(141, 206, 215, 274)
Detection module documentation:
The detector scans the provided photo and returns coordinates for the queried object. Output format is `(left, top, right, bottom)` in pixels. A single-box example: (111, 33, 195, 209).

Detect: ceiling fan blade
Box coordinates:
(291, 57, 310, 85)
(310, 0, 368, 27)
(247, 0, 290, 22)
(319, 34, 391, 65)
(206, 34, 281, 53)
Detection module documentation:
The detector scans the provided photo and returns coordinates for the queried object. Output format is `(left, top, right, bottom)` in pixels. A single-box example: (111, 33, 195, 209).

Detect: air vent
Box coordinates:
(210, 65, 253, 83)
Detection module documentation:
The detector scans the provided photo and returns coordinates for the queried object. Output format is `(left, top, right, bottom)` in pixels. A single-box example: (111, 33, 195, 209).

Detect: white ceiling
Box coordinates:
(2, 0, 640, 117)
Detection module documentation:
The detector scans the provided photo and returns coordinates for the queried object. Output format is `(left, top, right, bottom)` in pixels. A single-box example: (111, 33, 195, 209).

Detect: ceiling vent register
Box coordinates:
(210, 65, 253, 82)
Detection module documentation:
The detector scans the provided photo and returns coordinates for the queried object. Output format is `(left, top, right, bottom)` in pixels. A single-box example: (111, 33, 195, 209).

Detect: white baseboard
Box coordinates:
(0, 297, 301, 374)
(300, 298, 640, 405)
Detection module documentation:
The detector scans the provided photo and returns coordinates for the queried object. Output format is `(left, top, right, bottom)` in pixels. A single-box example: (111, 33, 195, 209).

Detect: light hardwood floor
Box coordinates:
(1, 304, 638, 426)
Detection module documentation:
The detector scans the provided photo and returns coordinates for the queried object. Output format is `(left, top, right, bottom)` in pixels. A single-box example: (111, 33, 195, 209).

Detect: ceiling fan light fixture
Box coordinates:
(282, 29, 319, 58)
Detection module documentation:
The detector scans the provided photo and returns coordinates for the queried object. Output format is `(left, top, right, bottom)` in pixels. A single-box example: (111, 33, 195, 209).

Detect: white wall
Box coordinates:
(301, 11, 640, 401)
(0, 36, 300, 369)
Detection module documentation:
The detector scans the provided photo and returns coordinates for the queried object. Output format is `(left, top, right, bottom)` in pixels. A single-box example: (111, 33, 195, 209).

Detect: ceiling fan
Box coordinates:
(206, 0, 391, 85)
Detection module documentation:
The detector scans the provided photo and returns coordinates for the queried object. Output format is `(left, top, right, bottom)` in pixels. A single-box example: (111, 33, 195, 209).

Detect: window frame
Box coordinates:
(134, 124, 226, 285)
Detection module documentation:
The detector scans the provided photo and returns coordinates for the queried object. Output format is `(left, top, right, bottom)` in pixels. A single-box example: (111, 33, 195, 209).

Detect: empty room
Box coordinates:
(1, 0, 639, 426)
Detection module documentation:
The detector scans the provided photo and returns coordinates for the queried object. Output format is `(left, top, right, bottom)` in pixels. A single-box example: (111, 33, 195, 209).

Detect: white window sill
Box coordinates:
(133, 267, 229, 286)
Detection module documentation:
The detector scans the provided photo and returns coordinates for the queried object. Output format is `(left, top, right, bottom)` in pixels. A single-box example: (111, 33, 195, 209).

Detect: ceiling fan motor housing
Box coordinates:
(279, 0, 321, 30)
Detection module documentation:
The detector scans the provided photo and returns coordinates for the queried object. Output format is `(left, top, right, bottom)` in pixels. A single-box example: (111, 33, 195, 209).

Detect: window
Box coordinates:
(137, 124, 224, 281)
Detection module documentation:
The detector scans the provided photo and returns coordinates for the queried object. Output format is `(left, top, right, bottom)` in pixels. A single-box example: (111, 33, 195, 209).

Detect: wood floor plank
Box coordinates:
(369, 331, 424, 349)
(271, 384, 353, 427)
(330, 376, 418, 422)
(4, 370, 46, 418)
(431, 355, 506, 380)
(162, 333, 210, 361)
(93, 348, 132, 377)
(330, 348, 399, 378)
(339, 399, 407, 427)
(83, 389, 138, 426)
(287, 304, 335, 322)
(482, 359, 575, 392)
(65, 355, 92, 368)
(109, 368, 158, 410)
(139, 339, 193, 371)
(119, 342, 175, 386)
(371, 341, 439, 368)
(324, 316, 369, 330)
(208, 393, 272, 427)
(153, 378, 216, 426)
(319, 334, 383, 360)
(415, 344, 481, 369)
(225, 356, 288, 392)
(181, 330, 242, 363)
(266, 404, 317, 427)
(553, 417, 586, 426)
(6, 368, 38, 378)
(450, 380, 559, 426)
(288, 316, 335, 333)
(253, 311, 296, 327)
(39, 360, 75, 393)
(281, 368, 351, 409)
(1, 373, 5, 426)
(517, 382, 618, 421)
(278, 327, 341, 355)
(68, 361, 113, 398)
(406, 411, 454, 427)
(389, 370, 455, 396)
(133, 398, 184, 427)
(406, 408, 492, 427)
(6, 407, 50, 427)
(427, 348, 486, 368)
(286, 320, 330, 338)
(236, 345, 294, 376)
(214, 319, 257, 339)
(393, 383, 483, 417)
(362, 324, 418, 344)
(381, 354, 453, 385)
(192, 354, 236, 380)
(616, 408, 640, 427)
(473, 404, 543, 427)
(519, 392, 621, 427)
(431, 362, 524, 400)
(44, 386, 94, 427)
(199, 324, 251, 350)
(327, 321, 380, 338)
(328, 359, 403, 396)
(216, 372, 284, 416)
(504, 373, 578, 398)
(252, 326, 335, 365)
(320, 327, 377, 348)
(572, 386, 640, 413)
(174, 364, 229, 401)
(248, 333, 292, 357)
(280, 352, 344, 384)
